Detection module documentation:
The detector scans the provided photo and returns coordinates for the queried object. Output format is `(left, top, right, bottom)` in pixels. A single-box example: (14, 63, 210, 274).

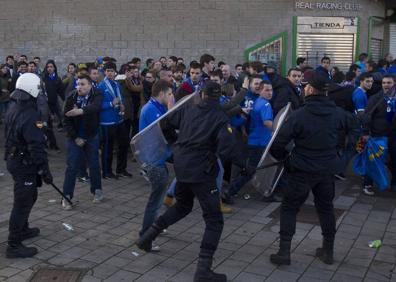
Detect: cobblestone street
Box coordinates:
(0, 133, 396, 281)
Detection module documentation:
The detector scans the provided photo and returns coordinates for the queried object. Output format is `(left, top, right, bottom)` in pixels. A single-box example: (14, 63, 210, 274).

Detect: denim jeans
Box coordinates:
(166, 177, 177, 197)
(140, 165, 169, 236)
(63, 135, 102, 198)
(166, 159, 224, 197)
(228, 145, 265, 195)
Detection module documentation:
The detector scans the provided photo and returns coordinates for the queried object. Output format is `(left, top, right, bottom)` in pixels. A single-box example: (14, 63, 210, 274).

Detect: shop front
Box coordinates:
(244, 0, 390, 74)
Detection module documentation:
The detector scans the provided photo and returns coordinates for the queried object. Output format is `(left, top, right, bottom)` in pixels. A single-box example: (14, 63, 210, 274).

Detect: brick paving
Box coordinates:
(0, 133, 396, 281)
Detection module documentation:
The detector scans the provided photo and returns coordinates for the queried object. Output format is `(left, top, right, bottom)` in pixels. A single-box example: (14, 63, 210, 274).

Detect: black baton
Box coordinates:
(50, 183, 73, 205)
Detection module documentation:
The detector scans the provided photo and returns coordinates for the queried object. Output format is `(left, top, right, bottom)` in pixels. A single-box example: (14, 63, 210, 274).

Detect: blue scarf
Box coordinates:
(185, 77, 203, 92)
(76, 93, 90, 109)
(104, 77, 121, 99)
(385, 90, 396, 123)
(48, 73, 56, 80)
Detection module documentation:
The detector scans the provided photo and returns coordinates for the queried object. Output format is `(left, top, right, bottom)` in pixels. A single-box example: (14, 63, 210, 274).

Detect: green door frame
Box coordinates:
(244, 31, 288, 76)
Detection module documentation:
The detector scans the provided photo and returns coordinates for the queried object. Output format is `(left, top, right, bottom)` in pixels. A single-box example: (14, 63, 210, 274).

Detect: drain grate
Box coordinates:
(270, 204, 345, 225)
(29, 268, 86, 282)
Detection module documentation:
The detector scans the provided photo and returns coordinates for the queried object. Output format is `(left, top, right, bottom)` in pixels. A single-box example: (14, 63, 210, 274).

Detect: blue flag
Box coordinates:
(353, 137, 389, 191)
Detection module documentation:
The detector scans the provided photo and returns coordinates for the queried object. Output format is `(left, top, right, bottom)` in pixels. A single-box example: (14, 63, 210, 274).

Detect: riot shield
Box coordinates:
(131, 91, 199, 166)
(251, 102, 292, 196)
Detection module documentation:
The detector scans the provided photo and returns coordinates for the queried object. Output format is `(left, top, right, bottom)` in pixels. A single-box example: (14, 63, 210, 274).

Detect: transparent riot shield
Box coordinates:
(130, 92, 199, 166)
(251, 102, 292, 196)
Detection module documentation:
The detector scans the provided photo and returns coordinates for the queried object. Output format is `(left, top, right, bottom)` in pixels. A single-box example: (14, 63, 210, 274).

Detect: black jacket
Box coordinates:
(142, 80, 153, 103)
(162, 97, 244, 183)
(63, 88, 103, 140)
(363, 90, 396, 137)
(366, 71, 383, 97)
(271, 95, 357, 174)
(8, 72, 20, 93)
(327, 83, 354, 113)
(272, 78, 302, 116)
(42, 75, 64, 104)
(4, 90, 48, 175)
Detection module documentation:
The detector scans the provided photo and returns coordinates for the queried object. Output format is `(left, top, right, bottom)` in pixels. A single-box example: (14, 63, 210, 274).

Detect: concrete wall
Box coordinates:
(0, 0, 386, 72)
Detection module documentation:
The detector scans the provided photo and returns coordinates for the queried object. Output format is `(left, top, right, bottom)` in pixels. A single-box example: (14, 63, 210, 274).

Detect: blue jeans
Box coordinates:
(63, 136, 102, 198)
(166, 177, 177, 197)
(166, 159, 224, 197)
(140, 165, 169, 236)
(228, 145, 265, 196)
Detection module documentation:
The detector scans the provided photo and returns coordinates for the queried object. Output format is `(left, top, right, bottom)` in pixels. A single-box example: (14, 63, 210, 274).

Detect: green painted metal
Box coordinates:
(292, 16, 297, 68)
(243, 31, 288, 76)
(355, 17, 360, 62)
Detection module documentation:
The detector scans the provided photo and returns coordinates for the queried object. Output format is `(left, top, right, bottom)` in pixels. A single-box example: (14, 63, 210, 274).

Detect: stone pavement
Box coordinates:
(0, 135, 396, 281)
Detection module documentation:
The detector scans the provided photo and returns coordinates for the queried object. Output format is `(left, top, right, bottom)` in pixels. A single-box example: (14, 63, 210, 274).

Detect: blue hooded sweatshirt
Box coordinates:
(98, 77, 124, 125)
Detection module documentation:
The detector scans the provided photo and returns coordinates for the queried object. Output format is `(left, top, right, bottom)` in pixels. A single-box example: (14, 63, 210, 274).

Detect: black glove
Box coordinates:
(39, 167, 53, 184)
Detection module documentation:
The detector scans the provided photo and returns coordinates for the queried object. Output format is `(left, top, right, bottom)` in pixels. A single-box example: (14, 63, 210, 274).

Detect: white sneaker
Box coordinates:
(363, 185, 375, 196)
(93, 189, 104, 203)
(62, 196, 73, 210)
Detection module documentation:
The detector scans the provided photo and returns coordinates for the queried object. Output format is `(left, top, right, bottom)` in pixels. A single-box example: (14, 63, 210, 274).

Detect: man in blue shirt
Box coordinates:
(98, 62, 131, 179)
(352, 73, 374, 115)
(138, 80, 174, 249)
(223, 80, 273, 203)
(242, 74, 263, 110)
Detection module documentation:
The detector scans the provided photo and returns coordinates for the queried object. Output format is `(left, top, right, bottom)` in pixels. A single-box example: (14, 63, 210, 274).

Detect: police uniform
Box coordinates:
(137, 81, 246, 282)
(269, 73, 358, 266)
(4, 74, 52, 258)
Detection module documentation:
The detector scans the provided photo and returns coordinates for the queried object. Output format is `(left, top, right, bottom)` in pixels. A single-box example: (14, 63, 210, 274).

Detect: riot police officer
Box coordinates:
(269, 73, 357, 266)
(137, 81, 248, 282)
(4, 73, 53, 258)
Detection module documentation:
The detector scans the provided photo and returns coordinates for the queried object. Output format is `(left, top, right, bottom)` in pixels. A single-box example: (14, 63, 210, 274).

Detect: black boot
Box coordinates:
(136, 224, 161, 252)
(270, 240, 291, 265)
(21, 227, 40, 241)
(193, 250, 227, 282)
(6, 243, 38, 258)
(315, 239, 334, 265)
(221, 191, 234, 205)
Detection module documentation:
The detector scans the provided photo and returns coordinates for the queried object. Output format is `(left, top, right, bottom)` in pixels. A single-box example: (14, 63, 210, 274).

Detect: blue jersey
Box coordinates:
(139, 98, 169, 166)
(219, 95, 246, 128)
(248, 97, 273, 146)
(352, 87, 367, 113)
(139, 98, 167, 131)
(241, 90, 259, 109)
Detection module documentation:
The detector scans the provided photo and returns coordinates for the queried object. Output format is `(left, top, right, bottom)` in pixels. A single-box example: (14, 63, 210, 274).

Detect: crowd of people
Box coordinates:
(1, 51, 396, 215)
(2, 50, 396, 281)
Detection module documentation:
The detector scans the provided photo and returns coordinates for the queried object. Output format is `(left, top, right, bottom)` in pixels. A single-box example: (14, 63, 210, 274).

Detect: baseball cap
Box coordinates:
(302, 71, 329, 92)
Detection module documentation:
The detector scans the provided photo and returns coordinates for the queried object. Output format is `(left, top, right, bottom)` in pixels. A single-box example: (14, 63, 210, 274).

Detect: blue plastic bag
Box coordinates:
(353, 137, 389, 191)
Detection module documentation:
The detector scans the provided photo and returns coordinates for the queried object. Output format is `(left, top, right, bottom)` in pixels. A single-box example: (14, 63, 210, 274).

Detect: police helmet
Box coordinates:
(15, 73, 41, 98)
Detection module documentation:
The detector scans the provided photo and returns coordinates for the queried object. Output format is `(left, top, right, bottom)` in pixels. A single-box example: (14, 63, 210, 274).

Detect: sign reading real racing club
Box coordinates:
(295, 1, 362, 11)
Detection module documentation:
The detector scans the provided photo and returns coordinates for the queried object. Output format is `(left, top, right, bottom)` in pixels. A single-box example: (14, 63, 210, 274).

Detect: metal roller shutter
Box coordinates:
(297, 33, 355, 71)
(390, 23, 396, 57)
(370, 38, 382, 62)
